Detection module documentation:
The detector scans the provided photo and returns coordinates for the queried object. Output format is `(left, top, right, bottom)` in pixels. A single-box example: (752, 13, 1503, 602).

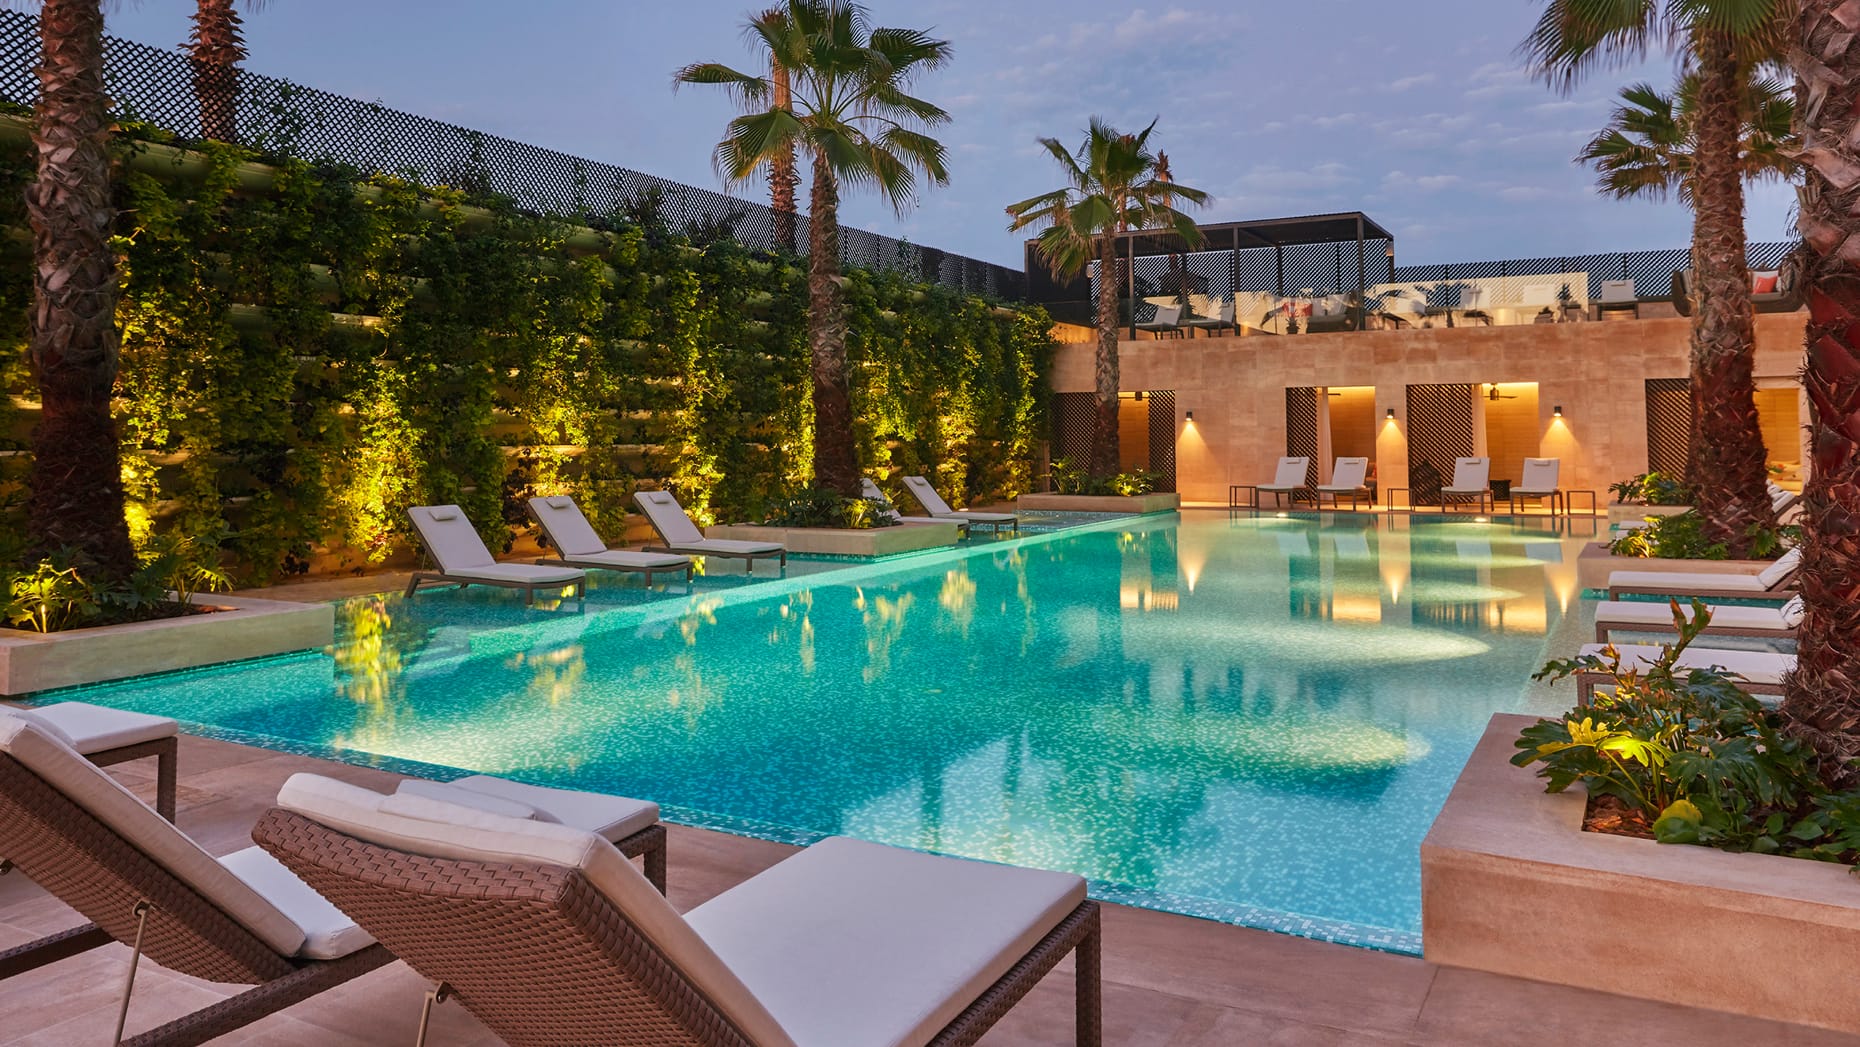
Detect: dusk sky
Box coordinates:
(103, 1, 1799, 270)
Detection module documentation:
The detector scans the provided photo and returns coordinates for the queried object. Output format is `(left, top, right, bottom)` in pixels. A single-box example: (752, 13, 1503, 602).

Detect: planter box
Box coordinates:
(0, 594, 334, 696)
(705, 521, 960, 557)
(1017, 492, 1181, 515)
(1607, 502, 1691, 525)
(1575, 541, 1775, 590)
(1423, 714, 1860, 1034)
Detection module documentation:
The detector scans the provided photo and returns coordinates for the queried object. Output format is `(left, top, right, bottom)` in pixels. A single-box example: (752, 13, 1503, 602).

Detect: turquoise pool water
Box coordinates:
(44, 512, 1597, 953)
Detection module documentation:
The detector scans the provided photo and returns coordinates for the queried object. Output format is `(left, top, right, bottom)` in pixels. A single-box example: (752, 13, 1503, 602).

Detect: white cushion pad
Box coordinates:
(1579, 644, 1795, 685)
(1595, 601, 1792, 631)
(946, 512, 1016, 525)
(527, 496, 609, 557)
(1757, 546, 1804, 588)
(410, 775, 660, 842)
(443, 563, 586, 585)
(394, 778, 545, 820)
(17, 702, 177, 754)
(1608, 570, 1773, 593)
(218, 846, 375, 960)
(634, 491, 708, 545)
(559, 549, 691, 570)
(685, 837, 1086, 1047)
(682, 539, 784, 556)
(0, 718, 307, 958)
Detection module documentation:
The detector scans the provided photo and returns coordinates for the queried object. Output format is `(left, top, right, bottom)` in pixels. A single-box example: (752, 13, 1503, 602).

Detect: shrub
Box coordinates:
(1050, 458, 1159, 497)
(1609, 471, 1695, 506)
(2, 534, 231, 634)
(762, 488, 898, 529)
(1608, 511, 1798, 560)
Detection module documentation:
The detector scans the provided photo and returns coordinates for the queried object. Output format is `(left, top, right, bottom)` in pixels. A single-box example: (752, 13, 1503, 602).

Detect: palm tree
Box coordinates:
(750, 6, 802, 253)
(1779, 2, 1860, 785)
(1579, 73, 1797, 204)
(1006, 119, 1208, 476)
(1524, 0, 1792, 557)
(26, 0, 136, 579)
(676, 1, 952, 496)
(188, 0, 257, 142)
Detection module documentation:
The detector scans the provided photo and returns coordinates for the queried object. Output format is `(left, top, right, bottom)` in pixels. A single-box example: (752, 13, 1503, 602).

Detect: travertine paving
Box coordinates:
(1, 731, 1853, 1046)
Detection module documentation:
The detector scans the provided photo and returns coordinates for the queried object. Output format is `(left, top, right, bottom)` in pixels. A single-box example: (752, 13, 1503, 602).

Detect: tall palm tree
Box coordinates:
(188, 0, 257, 142)
(676, 1, 952, 496)
(1579, 73, 1797, 203)
(1779, 2, 1860, 785)
(1006, 119, 1208, 476)
(26, 0, 136, 579)
(750, 6, 802, 253)
(1524, 0, 1793, 557)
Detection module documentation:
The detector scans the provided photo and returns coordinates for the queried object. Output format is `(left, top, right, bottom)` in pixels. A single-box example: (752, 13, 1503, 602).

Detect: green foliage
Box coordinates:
(763, 488, 897, 529)
(1050, 458, 1159, 496)
(1518, 602, 1860, 866)
(0, 129, 1054, 584)
(2, 548, 180, 633)
(1609, 471, 1696, 506)
(138, 530, 234, 607)
(1608, 510, 1798, 560)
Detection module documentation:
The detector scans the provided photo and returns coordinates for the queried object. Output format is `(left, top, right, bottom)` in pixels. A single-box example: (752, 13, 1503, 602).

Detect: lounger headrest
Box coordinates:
(1783, 595, 1806, 628)
(547, 496, 573, 509)
(279, 773, 605, 870)
(0, 707, 78, 749)
(395, 778, 555, 822)
(1757, 547, 1801, 588)
(644, 491, 674, 504)
(426, 507, 459, 522)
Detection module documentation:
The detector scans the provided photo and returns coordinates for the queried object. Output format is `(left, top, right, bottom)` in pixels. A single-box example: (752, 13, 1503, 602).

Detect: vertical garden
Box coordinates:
(0, 120, 1055, 584)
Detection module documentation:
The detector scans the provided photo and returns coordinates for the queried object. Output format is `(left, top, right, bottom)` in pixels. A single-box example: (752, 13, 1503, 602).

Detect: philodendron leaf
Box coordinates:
(1653, 798, 1703, 844)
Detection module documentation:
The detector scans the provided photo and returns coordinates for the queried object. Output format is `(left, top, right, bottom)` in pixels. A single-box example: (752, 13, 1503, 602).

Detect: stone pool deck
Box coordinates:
(3, 731, 1855, 1045)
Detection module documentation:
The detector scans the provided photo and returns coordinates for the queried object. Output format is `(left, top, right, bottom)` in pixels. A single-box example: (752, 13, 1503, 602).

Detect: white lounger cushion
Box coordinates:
(902, 476, 958, 515)
(685, 837, 1086, 1047)
(1514, 457, 1560, 495)
(1608, 546, 1801, 593)
(442, 563, 586, 586)
(633, 491, 708, 545)
(944, 511, 1017, 524)
(528, 495, 612, 558)
(1442, 457, 1491, 494)
(408, 505, 497, 569)
(688, 538, 786, 555)
(3, 702, 177, 754)
(218, 847, 377, 960)
(557, 549, 691, 570)
(1317, 457, 1369, 492)
(395, 775, 660, 842)
(1595, 600, 1797, 631)
(1259, 457, 1310, 492)
(0, 718, 330, 959)
(277, 773, 799, 1047)
(1578, 644, 1795, 686)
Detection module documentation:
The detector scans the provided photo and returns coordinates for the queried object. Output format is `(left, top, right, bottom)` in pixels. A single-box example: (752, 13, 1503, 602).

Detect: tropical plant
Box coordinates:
(3, 552, 100, 633)
(1608, 508, 1796, 559)
(676, 0, 954, 497)
(189, 0, 262, 142)
(1609, 471, 1697, 506)
(138, 529, 234, 606)
(1523, 0, 1790, 557)
(1006, 119, 1209, 476)
(1779, 3, 1860, 788)
(1579, 72, 1798, 205)
(25, 0, 138, 582)
(762, 487, 894, 528)
(1049, 458, 1158, 496)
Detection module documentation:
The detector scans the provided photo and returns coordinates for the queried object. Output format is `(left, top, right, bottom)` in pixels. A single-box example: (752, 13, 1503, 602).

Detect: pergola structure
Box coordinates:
(1023, 211, 1397, 334)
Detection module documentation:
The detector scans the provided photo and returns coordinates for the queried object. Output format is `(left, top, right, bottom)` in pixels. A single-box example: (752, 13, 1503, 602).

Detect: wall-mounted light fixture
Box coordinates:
(1553, 405, 1564, 419)
(1185, 410, 1194, 421)
(1386, 408, 1396, 420)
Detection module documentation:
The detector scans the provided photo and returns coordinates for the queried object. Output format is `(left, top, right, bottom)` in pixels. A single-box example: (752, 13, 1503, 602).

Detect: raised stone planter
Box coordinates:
(706, 521, 960, 557)
(1423, 714, 1860, 1035)
(1575, 541, 1775, 589)
(1016, 492, 1180, 515)
(0, 593, 334, 696)
(1607, 502, 1691, 525)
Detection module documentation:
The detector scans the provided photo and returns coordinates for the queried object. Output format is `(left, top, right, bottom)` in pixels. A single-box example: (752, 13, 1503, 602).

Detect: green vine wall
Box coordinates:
(0, 126, 1054, 582)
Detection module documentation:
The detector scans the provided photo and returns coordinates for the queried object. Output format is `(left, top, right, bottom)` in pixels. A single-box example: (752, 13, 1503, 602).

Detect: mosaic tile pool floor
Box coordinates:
(43, 511, 1600, 954)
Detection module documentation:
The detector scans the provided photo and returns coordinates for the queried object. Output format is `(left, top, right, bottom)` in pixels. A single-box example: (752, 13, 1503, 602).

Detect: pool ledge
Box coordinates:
(1423, 713, 1860, 1035)
(0, 594, 334, 696)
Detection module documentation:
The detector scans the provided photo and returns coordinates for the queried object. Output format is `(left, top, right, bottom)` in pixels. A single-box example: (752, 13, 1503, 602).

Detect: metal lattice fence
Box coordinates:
(1405, 384, 1476, 506)
(1393, 243, 1796, 302)
(1145, 390, 1177, 492)
(1645, 377, 1693, 477)
(0, 9, 1022, 299)
(1051, 392, 1096, 476)
(1285, 387, 1320, 495)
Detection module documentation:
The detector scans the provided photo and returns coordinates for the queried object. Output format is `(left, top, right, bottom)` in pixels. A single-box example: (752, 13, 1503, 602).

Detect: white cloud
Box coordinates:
(1389, 73, 1436, 92)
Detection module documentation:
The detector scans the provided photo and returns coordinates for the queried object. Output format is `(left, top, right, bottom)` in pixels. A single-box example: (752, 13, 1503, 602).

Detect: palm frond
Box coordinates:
(672, 62, 771, 108)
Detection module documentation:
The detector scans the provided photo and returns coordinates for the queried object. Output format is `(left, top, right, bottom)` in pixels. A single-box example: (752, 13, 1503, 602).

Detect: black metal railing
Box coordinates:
(0, 10, 1023, 300)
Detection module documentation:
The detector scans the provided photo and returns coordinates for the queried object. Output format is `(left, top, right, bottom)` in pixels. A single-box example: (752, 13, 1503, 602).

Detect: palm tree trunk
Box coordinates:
(807, 150, 860, 496)
(26, 0, 136, 580)
(1688, 34, 1776, 556)
(1781, 1, 1860, 787)
(768, 61, 799, 253)
(188, 0, 244, 143)
(1091, 232, 1122, 477)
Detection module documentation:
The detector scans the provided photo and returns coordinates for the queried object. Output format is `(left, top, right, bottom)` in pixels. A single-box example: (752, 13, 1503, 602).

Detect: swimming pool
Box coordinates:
(43, 511, 1597, 954)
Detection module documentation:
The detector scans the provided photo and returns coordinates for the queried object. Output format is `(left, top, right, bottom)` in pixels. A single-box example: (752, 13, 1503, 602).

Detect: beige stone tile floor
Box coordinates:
(1, 732, 1854, 1046)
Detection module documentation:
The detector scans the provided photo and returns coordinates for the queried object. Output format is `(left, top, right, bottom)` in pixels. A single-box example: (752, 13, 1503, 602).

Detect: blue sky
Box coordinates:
(103, 1, 1797, 270)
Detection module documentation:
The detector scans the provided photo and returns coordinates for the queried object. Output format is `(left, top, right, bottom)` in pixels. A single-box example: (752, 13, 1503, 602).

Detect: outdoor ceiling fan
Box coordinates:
(1484, 384, 1519, 401)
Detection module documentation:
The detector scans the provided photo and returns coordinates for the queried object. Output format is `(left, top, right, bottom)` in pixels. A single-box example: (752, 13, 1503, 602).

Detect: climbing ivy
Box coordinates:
(0, 126, 1055, 584)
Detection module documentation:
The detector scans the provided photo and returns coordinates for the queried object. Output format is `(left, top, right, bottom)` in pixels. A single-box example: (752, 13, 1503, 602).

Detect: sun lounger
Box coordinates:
(1606, 546, 1800, 601)
(393, 774, 667, 893)
(254, 774, 1103, 1047)
(1574, 643, 1794, 703)
(406, 504, 587, 604)
(1509, 457, 1563, 515)
(1134, 301, 1183, 337)
(1233, 456, 1311, 508)
(1439, 457, 1492, 513)
(3, 702, 180, 820)
(1314, 457, 1372, 510)
(528, 495, 693, 585)
(902, 475, 1020, 535)
(0, 717, 392, 1045)
(861, 478, 968, 535)
(1593, 595, 1804, 643)
(631, 490, 787, 571)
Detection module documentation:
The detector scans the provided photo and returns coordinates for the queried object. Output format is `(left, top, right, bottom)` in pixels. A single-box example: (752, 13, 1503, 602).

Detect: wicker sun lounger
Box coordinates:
(255, 773, 1103, 1047)
(632, 490, 788, 571)
(4, 702, 180, 820)
(406, 504, 587, 604)
(902, 475, 1020, 535)
(1574, 643, 1794, 704)
(1605, 546, 1801, 601)
(527, 495, 694, 585)
(1593, 595, 1803, 643)
(0, 717, 392, 1046)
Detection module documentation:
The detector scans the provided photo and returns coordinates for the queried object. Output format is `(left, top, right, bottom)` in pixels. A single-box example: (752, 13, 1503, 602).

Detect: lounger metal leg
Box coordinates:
(414, 982, 453, 1047)
(113, 901, 154, 1047)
